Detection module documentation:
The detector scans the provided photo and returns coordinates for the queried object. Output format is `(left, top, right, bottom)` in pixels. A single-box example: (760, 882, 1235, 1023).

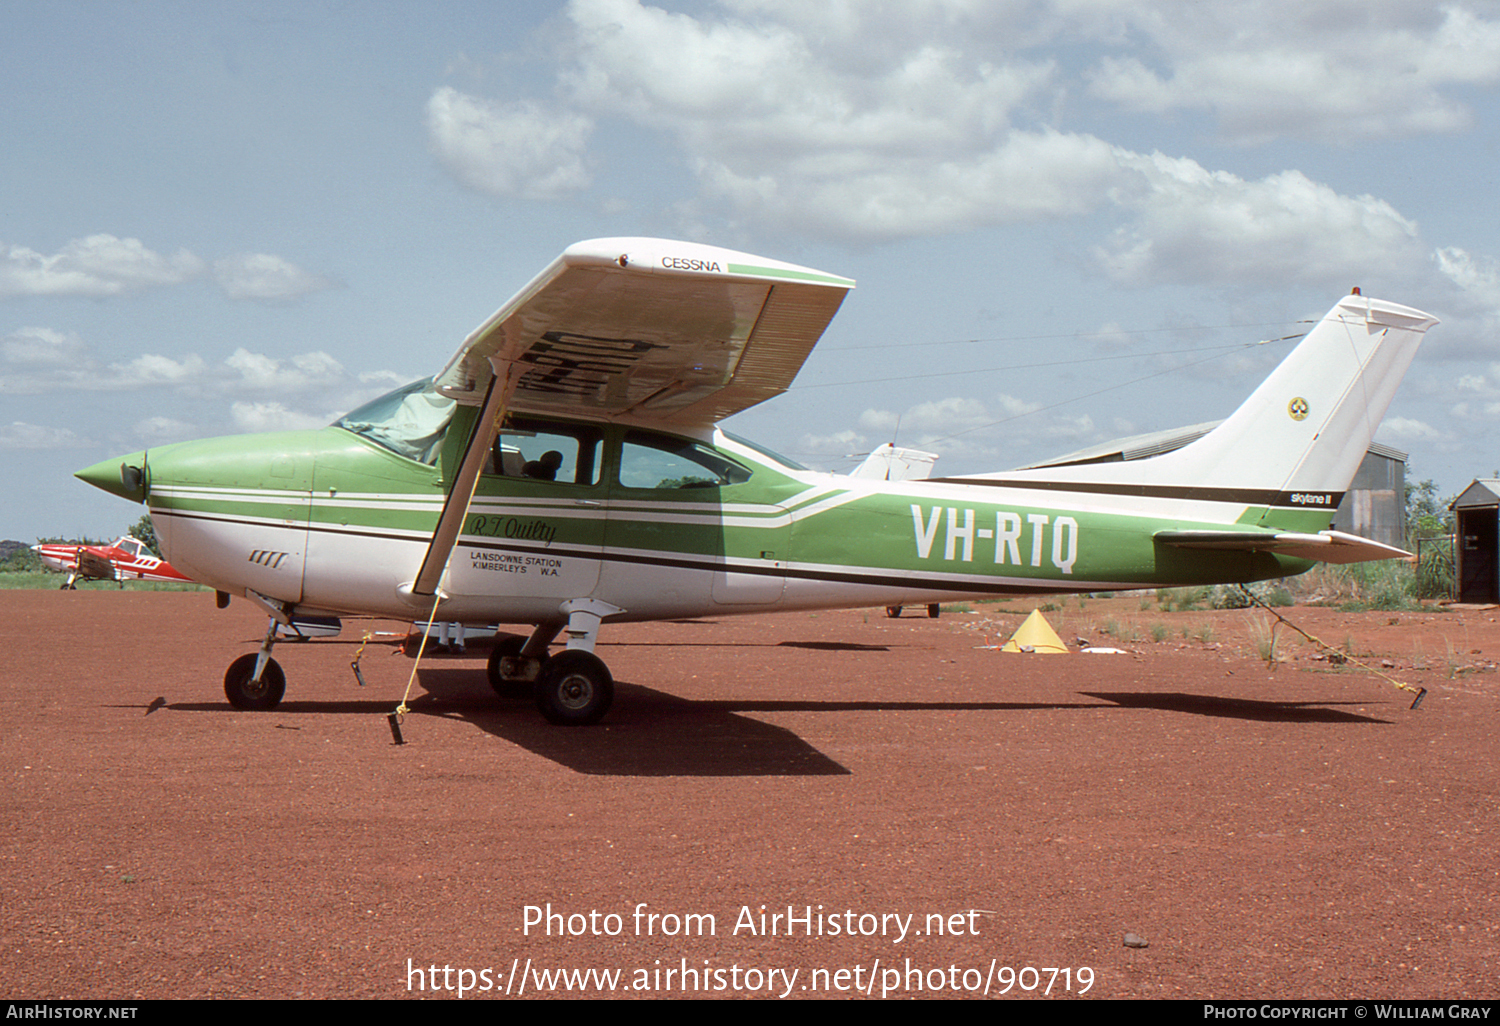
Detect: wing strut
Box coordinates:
(408, 361, 515, 598)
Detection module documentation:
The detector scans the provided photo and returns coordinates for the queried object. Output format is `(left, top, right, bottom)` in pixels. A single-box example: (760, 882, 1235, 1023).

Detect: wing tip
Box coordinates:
(563, 237, 855, 289)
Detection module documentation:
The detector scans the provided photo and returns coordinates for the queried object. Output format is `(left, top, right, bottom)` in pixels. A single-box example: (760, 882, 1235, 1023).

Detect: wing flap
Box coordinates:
(435, 238, 853, 428)
(1156, 528, 1412, 565)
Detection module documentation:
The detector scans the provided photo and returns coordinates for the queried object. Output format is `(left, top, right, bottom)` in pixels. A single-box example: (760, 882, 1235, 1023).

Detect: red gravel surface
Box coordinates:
(2, 590, 1497, 1000)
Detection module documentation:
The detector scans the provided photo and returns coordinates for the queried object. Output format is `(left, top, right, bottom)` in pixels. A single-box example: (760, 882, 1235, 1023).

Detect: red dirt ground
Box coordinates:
(2, 590, 1497, 1000)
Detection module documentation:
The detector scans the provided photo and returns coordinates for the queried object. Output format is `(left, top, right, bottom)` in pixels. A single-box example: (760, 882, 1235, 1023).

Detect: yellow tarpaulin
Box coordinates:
(999, 609, 1069, 653)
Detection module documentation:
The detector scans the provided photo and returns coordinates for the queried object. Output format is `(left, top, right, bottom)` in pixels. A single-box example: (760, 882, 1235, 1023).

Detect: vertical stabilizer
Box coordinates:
(979, 293, 1438, 512)
(1148, 293, 1437, 495)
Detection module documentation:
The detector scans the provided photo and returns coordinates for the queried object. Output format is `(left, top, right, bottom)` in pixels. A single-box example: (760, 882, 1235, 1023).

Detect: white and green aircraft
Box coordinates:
(75, 237, 1438, 725)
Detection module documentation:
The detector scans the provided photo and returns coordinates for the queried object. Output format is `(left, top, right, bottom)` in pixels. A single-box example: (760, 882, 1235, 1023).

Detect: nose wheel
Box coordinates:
(223, 653, 286, 710)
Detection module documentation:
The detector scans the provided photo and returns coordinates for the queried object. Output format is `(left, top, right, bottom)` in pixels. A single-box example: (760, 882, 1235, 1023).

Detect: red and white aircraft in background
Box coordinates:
(32, 536, 194, 589)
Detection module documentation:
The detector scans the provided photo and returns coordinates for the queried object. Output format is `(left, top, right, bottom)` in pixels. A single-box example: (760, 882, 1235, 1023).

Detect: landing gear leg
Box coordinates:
(487, 622, 561, 699)
(532, 602, 616, 725)
(224, 617, 286, 710)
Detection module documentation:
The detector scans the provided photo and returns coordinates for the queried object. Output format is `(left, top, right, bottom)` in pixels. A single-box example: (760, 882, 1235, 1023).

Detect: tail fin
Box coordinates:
(961, 293, 1438, 534)
(1145, 293, 1437, 496)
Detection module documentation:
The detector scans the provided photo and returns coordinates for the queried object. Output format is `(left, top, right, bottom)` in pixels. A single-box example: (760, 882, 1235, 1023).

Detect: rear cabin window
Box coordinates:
(618, 431, 752, 490)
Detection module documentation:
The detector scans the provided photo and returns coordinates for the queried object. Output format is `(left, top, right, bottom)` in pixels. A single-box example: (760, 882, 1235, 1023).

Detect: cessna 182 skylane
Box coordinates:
(76, 238, 1438, 725)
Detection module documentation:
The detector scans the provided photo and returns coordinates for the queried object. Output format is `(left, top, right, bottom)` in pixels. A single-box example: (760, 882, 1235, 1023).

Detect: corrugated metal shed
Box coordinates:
(1330, 441, 1407, 551)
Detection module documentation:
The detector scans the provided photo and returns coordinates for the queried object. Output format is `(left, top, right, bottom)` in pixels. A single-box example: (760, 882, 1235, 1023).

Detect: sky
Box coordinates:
(6, 0, 1500, 543)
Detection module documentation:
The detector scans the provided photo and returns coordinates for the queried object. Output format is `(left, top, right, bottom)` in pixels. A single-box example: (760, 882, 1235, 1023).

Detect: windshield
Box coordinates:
(333, 377, 456, 465)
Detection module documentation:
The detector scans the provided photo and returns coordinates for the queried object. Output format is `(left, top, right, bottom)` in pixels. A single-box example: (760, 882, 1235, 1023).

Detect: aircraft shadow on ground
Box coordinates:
(1081, 691, 1394, 724)
(145, 677, 1392, 777)
(409, 670, 851, 776)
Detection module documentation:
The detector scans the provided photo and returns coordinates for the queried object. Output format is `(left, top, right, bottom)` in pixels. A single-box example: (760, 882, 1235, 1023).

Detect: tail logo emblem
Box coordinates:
(1287, 397, 1309, 421)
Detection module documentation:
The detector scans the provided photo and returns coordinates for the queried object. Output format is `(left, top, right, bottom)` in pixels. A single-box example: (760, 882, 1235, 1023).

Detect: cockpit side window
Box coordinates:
(333, 378, 456, 466)
(487, 420, 602, 487)
(618, 431, 752, 490)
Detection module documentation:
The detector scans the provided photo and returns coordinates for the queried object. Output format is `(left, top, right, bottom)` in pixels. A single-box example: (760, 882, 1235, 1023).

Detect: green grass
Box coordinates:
(1156, 586, 1210, 612)
(0, 571, 207, 591)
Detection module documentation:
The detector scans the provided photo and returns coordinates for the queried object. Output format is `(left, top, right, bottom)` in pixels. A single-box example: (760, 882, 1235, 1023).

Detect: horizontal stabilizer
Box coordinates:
(1156, 529, 1411, 565)
(848, 443, 939, 481)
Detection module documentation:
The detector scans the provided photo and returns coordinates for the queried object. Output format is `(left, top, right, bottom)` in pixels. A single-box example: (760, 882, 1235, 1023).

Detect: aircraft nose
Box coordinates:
(75, 452, 148, 503)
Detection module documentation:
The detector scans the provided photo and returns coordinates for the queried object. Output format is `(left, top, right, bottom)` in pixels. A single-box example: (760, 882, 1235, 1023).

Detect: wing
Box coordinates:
(407, 238, 853, 600)
(1156, 529, 1412, 565)
(76, 549, 118, 581)
(433, 237, 854, 428)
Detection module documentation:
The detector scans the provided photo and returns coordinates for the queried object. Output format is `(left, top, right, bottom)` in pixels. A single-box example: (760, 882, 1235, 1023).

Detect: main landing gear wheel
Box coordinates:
(886, 604, 942, 618)
(486, 635, 537, 699)
(534, 650, 613, 726)
(223, 653, 286, 710)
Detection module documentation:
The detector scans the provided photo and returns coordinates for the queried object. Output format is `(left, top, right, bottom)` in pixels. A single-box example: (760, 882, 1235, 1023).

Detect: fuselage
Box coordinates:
(80, 404, 1316, 628)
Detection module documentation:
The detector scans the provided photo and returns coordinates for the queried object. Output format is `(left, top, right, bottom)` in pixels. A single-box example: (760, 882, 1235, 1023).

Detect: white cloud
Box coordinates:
(111, 353, 208, 387)
(0, 235, 203, 298)
(132, 416, 197, 444)
(1437, 247, 1500, 311)
(0, 325, 402, 434)
(224, 348, 347, 393)
(1378, 416, 1446, 441)
(230, 401, 334, 433)
(995, 393, 1043, 418)
(2, 327, 87, 366)
(213, 254, 335, 302)
(563, 0, 1087, 239)
(0, 421, 86, 450)
(505, 0, 1449, 283)
(425, 87, 593, 200)
(796, 427, 869, 458)
(902, 396, 993, 431)
(568, 0, 1053, 149)
(1096, 157, 1423, 288)
(1080, 2, 1500, 144)
(0, 236, 331, 304)
(698, 128, 1125, 240)
(804, 389, 1106, 473)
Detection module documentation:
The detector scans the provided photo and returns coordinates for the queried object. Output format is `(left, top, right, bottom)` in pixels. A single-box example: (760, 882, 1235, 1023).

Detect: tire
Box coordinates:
(223, 653, 286, 710)
(885, 606, 902, 618)
(486, 634, 535, 699)
(534, 650, 613, 726)
(928, 603, 941, 618)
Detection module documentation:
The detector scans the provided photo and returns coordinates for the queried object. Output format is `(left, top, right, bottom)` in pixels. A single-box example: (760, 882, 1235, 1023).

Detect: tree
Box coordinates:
(1404, 473, 1457, 599)
(1404, 476, 1454, 546)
